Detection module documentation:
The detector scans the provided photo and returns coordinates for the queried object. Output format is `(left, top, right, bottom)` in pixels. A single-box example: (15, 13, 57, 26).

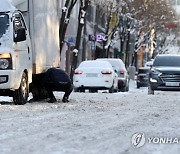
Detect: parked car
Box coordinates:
(96, 58, 129, 92)
(148, 54, 180, 94)
(136, 67, 149, 88)
(73, 60, 118, 93)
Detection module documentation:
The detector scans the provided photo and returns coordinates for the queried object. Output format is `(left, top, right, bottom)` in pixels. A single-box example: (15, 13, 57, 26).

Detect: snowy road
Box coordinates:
(0, 80, 180, 154)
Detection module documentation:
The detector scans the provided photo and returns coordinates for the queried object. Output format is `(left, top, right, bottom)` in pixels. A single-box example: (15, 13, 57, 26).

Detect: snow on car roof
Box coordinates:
(79, 60, 112, 69)
(96, 58, 126, 70)
(96, 58, 124, 63)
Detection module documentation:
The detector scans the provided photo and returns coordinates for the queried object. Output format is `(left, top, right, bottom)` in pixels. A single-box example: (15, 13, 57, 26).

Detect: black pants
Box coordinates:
(45, 82, 73, 99)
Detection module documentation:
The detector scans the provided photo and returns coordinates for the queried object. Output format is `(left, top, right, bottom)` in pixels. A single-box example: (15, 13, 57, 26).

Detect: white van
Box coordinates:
(0, 0, 60, 104)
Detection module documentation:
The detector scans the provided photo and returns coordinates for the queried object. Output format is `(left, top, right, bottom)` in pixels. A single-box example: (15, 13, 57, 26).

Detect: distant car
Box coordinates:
(136, 67, 149, 88)
(96, 58, 129, 92)
(73, 60, 118, 93)
(148, 54, 180, 94)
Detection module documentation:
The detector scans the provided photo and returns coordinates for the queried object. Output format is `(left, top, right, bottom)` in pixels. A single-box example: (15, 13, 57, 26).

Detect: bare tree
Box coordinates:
(59, 0, 77, 54)
(94, 0, 175, 65)
(70, 0, 90, 80)
(118, 0, 176, 66)
(123, 0, 176, 31)
(95, 0, 119, 58)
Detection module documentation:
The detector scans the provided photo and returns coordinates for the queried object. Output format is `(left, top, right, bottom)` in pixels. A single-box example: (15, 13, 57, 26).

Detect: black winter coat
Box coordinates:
(41, 68, 71, 86)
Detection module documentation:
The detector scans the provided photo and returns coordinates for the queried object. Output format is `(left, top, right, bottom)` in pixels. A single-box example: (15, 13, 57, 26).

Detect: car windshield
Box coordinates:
(153, 56, 180, 67)
(0, 13, 9, 38)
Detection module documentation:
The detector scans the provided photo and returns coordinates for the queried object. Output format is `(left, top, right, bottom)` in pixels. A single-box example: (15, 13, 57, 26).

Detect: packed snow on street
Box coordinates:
(0, 80, 180, 154)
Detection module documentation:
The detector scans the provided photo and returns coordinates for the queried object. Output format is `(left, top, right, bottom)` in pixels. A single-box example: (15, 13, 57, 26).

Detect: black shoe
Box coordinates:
(62, 97, 69, 103)
(47, 97, 57, 103)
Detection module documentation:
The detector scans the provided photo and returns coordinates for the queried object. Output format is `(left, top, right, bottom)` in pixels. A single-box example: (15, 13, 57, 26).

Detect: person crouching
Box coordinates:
(41, 68, 73, 103)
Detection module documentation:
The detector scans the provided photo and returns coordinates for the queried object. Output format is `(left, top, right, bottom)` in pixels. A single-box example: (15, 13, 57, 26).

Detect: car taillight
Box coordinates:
(101, 71, 112, 75)
(120, 70, 124, 75)
(74, 71, 83, 75)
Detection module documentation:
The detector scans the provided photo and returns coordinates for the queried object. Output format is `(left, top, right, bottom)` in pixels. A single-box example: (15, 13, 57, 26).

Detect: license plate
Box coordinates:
(165, 82, 179, 86)
(86, 73, 98, 77)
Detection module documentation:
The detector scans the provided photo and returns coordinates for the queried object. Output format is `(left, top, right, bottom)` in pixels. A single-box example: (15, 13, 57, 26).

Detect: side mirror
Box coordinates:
(14, 28, 26, 42)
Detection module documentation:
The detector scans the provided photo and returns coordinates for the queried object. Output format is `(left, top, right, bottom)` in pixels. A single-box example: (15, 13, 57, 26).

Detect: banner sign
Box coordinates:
(89, 34, 106, 42)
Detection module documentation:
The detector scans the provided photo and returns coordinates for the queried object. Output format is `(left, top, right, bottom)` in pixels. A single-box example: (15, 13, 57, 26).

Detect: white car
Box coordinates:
(73, 60, 118, 93)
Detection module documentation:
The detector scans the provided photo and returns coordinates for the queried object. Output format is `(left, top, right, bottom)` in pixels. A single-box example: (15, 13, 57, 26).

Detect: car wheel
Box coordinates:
(32, 86, 48, 101)
(137, 83, 140, 88)
(125, 84, 129, 92)
(120, 86, 126, 92)
(13, 73, 28, 105)
(148, 85, 154, 95)
(89, 89, 98, 93)
(74, 87, 80, 92)
(109, 86, 114, 93)
(79, 88, 85, 93)
(114, 88, 118, 93)
(31, 74, 48, 101)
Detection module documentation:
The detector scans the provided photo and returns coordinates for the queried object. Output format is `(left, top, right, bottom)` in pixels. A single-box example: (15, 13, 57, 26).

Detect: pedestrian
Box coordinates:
(41, 68, 73, 103)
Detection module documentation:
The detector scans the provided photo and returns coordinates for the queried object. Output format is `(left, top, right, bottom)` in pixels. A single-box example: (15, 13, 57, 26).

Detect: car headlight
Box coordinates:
(0, 59, 10, 69)
(150, 78, 157, 83)
(0, 52, 12, 70)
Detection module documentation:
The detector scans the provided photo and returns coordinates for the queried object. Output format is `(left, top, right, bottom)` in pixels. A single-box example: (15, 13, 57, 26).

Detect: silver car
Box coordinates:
(96, 58, 129, 92)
